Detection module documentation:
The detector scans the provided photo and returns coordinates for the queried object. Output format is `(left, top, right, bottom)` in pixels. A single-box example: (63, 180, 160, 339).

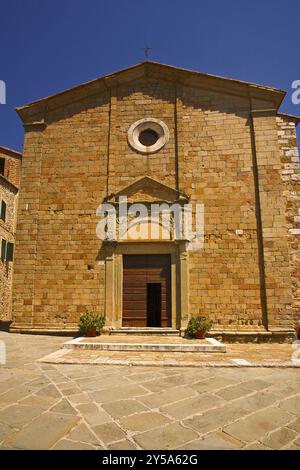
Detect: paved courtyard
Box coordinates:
(0, 331, 299, 450)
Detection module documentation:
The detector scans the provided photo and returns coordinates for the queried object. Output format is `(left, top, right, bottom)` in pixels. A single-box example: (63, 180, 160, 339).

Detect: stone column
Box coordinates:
(178, 241, 189, 334)
(114, 253, 122, 328)
(104, 244, 115, 328)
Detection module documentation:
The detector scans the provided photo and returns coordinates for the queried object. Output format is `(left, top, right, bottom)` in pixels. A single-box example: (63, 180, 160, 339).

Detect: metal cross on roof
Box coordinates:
(144, 46, 152, 59)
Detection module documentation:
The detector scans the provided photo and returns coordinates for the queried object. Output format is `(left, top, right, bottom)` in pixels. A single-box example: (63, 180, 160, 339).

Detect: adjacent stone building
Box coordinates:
(10, 62, 300, 340)
(0, 145, 22, 321)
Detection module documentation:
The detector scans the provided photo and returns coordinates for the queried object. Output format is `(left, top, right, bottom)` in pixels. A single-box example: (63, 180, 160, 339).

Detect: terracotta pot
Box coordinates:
(195, 330, 206, 339)
(85, 328, 97, 337)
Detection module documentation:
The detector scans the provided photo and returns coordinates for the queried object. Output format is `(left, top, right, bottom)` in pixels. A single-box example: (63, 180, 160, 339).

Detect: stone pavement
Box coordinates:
(0, 331, 299, 450)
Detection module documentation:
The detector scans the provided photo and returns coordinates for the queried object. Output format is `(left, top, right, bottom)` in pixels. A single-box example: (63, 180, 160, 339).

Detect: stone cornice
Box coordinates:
(16, 61, 286, 122)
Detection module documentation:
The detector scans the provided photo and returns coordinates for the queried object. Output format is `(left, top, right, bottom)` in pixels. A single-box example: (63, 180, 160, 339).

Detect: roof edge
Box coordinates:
(0, 145, 22, 157)
(16, 62, 145, 114)
(0, 174, 19, 192)
(16, 61, 286, 121)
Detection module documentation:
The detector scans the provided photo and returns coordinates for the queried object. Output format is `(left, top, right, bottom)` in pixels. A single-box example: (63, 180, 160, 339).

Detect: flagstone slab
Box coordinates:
(141, 374, 198, 393)
(102, 399, 149, 419)
(215, 384, 252, 401)
(76, 403, 111, 426)
(92, 422, 126, 445)
(241, 379, 271, 391)
(78, 376, 130, 392)
(236, 391, 279, 412)
(279, 396, 300, 415)
(175, 432, 242, 450)
(184, 403, 249, 434)
(224, 407, 293, 442)
(51, 438, 96, 450)
(191, 376, 238, 394)
(68, 393, 91, 405)
(18, 394, 57, 409)
(0, 384, 39, 405)
(0, 404, 45, 428)
(287, 417, 300, 433)
(67, 423, 101, 446)
(125, 371, 165, 383)
(4, 412, 79, 449)
(160, 393, 226, 419)
(50, 399, 77, 415)
(108, 439, 137, 450)
(268, 384, 299, 399)
(133, 423, 198, 450)
(35, 384, 61, 399)
(119, 411, 171, 432)
(243, 442, 271, 450)
(138, 386, 197, 409)
(261, 427, 298, 449)
(0, 423, 14, 442)
(91, 384, 149, 404)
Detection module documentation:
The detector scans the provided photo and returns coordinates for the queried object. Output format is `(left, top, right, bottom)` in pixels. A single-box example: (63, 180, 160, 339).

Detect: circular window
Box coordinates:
(139, 129, 159, 147)
(127, 118, 169, 154)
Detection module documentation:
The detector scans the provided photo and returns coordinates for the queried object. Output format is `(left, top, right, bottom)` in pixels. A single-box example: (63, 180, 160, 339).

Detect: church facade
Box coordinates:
(10, 62, 300, 341)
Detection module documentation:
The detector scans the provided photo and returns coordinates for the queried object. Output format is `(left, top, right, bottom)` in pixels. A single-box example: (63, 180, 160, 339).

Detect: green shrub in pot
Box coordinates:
(186, 315, 213, 339)
(78, 310, 105, 337)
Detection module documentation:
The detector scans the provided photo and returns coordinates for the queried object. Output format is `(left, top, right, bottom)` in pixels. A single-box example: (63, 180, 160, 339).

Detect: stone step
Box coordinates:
(109, 327, 180, 336)
(63, 337, 226, 353)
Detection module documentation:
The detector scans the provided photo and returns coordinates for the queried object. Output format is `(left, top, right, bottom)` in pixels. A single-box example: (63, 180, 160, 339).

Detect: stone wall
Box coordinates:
(12, 93, 109, 329)
(176, 88, 263, 330)
(277, 115, 300, 327)
(0, 147, 21, 188)
(0, 178, 18, 320)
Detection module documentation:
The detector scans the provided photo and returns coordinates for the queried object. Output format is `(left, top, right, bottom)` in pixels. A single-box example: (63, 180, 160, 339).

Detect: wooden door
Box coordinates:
(122, 254, 171, 327)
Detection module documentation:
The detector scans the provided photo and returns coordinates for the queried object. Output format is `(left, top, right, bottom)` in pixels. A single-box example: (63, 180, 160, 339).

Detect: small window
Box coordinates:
(6, 242, 14, 262)
(1, 239, 6, 262)
(0, 158, 4, 175)
(139, 129, 159, 147)
(0, 200, 6, 222)
(127, 118, 169, 154)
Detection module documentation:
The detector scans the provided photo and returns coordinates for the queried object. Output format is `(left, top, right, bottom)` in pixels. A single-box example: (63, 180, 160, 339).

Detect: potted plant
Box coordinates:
(78, 310, 105, 337)
(186, 315, 213, 339)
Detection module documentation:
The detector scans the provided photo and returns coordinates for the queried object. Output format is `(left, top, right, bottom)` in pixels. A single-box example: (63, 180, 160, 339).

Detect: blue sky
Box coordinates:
(0, 0, 299, 152)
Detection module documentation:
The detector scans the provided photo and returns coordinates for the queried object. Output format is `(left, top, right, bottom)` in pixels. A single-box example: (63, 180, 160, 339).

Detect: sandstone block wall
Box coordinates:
(277, 115, 300, 327)
(0, 148, 21, 320)
(0, 147, 21, 188)
(10, 71, 300, 336)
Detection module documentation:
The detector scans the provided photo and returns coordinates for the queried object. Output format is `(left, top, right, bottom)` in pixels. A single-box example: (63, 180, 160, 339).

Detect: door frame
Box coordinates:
(123, 254, 171, 328)
(104, 241, 189, 331)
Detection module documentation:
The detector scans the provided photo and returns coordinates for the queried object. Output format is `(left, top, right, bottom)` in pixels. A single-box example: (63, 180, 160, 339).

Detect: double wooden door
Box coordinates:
(122, 254, 171, 327)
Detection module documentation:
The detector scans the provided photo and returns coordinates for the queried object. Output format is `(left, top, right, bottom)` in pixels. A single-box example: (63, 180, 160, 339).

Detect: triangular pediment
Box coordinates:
(106, 176, 189, 204)
(17, 61, 286, 122)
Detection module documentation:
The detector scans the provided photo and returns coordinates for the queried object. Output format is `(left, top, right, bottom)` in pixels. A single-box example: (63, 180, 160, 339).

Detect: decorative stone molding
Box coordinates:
(103, 241, 185, 330)
(127, 118, 169, 154)
(23, 120, 47, 131)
